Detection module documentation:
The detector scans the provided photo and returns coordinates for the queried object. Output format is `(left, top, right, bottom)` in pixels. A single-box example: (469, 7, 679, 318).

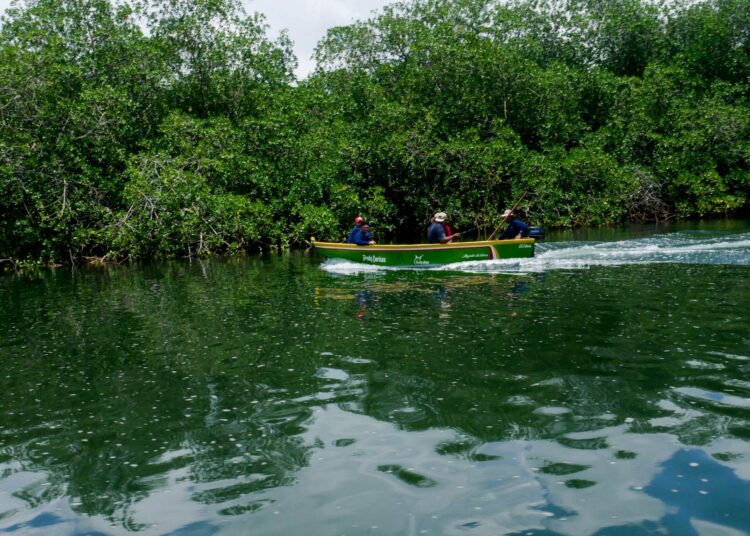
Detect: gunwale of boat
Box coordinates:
(311, 238, 535, 250)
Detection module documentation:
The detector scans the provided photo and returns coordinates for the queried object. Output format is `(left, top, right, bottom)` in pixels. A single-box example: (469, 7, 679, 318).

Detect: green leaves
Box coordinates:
(108, 147, 278, 258)
(150, 0, 294, 119)
(0, 0, 298, 261)
(1, 0, 749, 264)
(521, 146, 638, 226)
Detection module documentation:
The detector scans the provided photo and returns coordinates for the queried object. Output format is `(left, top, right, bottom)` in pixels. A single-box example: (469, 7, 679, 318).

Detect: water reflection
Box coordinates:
(644, 448, 750, 535)
(0, 250, 749, 534)
(355, 290, 372, 320)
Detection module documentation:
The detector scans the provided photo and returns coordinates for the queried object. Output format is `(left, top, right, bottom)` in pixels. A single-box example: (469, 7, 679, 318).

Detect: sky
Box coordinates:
(245, 0, 393, 78)
(0, 0, 395, 79)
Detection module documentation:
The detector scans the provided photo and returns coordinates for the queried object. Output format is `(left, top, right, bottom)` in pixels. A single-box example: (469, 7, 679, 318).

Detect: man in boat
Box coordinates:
(498, 209, 529, 240)
(352, 222, 376, 245)
(347, 216, 365, 243)
(428, 212, 461, 244)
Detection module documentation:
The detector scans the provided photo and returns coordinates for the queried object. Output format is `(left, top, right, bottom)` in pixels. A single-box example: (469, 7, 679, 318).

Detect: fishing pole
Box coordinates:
(455, 226, 478, 238)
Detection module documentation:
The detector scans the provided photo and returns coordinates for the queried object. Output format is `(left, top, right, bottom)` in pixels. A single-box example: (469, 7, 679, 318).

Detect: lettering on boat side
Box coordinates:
(519, 244, 532, 249)
(363, 254, 387, 263)
(413, 254, 429, 265)
(461, 253, 488, 259)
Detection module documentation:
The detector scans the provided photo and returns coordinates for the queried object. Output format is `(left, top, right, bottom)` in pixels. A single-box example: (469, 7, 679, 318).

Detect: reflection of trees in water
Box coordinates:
(642, 448, 750, 534)
(2, 258, 749, 530)
(0, 258, 326, 527)
(0, 357, 317, 528)
(340, 267, 748, 448)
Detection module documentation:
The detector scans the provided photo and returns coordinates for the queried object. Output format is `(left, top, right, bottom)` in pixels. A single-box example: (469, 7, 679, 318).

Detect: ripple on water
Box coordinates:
(377, 464, 438, 488)
(534, 406, 571, 416)
(674, 387, 750, 409)
(506, 395, 535, 406)
(532, 378, 566, 388)
(706, 351, 750, 362)
(314, 368, 350, 381)
(557, 436, 610, 450)
(684, 360, 725, 370)
(538, 462, 591, 476)
(338, 356, 373, 365)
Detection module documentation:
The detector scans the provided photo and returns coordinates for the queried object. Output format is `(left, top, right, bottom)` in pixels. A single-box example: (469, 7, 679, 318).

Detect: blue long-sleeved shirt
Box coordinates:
(347, 225, 361, 243)
(499, 219, 529, 239)
(353, 231, 373, 245)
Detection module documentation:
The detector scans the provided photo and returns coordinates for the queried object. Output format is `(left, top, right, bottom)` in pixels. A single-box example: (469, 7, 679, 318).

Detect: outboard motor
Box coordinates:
(528, 226, 545, 240)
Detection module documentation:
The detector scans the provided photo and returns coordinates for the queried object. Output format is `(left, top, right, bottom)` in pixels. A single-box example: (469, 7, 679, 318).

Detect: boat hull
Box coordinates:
(311, 239, 535, 267)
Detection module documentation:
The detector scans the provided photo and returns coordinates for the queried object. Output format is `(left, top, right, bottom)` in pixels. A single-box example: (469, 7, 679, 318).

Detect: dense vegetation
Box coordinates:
(1, 0, 749, 263)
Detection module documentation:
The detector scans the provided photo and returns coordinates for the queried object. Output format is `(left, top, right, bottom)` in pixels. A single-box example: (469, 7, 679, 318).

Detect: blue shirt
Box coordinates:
(353, 231, 372, 245)
(427, 222, 447, 243)
(499, 219, 529, 239)
(347, 225, 361, 243)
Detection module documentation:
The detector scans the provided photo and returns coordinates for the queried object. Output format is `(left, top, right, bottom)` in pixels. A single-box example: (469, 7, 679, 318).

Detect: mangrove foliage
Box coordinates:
(1, 0, 749, 263)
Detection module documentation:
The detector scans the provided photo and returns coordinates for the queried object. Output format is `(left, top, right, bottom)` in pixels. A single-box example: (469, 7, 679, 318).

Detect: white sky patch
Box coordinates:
(0, 0, 394, 79)
(245, 0, 392, 79)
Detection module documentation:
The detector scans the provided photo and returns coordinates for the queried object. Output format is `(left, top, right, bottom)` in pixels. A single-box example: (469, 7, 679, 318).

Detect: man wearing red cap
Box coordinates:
(347, 216, 365, 243)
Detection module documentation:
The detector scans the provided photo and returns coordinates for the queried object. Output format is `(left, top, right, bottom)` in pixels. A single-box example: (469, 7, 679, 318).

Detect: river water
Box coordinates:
(1, 222, 749, 535)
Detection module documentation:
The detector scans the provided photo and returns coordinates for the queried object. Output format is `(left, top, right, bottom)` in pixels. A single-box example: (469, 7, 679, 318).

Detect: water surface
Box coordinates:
(1, 223, 749, 535)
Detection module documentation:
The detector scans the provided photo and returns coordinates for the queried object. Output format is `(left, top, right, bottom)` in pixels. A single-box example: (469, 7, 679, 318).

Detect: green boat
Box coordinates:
(311, 238, 535, 267)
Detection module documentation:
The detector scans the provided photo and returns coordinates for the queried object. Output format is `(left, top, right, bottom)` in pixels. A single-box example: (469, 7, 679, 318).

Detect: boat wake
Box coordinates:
(319, 232, 750, 275)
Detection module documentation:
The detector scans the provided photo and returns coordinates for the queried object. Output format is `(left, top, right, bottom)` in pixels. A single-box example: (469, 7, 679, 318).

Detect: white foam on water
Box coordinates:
(319, 232, 750, 275)
(320, 258, 417, 275)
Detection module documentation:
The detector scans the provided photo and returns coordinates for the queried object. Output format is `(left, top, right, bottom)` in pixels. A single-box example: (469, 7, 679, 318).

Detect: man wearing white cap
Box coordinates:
(427, 212, 461, 244)
(498, 209, 529, 240)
